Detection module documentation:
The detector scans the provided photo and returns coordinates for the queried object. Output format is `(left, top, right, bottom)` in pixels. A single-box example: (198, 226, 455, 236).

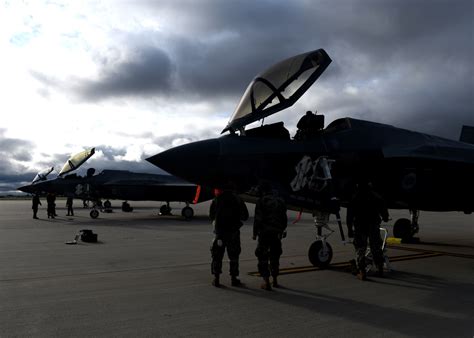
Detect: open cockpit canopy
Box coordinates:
(222, 49, 331, 133)
(32, 167, 54, 184)
(58, 148, 95, 176)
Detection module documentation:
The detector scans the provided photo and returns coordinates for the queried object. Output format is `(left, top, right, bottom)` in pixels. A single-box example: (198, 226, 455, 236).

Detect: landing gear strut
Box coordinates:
(308, 211, 334, 268)
(89, 200, 101, 219)
(160, 202, 172, 215)
(303, 157, 346, 268)
(393, 209, 419, 240)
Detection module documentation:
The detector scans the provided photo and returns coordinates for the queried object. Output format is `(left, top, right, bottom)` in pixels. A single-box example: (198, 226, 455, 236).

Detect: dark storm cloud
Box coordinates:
(30, 0, 473, 139)
(0, 129, 35, 162)
(0, 129, 35, 177)
(0, 130, 37, 194)
(75, 47, 175, 101)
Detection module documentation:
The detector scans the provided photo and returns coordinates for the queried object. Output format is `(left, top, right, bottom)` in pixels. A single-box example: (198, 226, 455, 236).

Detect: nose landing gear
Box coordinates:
(181, 203, 194, 220)
(308, 207, 347, 268)
(393, 209, 419, 241)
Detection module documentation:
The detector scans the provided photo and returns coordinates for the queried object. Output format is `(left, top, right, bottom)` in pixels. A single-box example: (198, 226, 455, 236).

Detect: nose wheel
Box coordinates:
(308, 240, 333, 268)
(393, 209, 420, 240)
(90, 209, 99, 219)
(181, 206, 194, 220)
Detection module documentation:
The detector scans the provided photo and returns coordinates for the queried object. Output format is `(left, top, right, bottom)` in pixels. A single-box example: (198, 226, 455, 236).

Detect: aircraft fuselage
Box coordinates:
(148, 118, 474, 213)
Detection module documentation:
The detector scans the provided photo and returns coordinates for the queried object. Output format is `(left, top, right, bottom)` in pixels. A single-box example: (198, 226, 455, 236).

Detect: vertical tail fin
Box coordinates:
(459, 125, 474, 144)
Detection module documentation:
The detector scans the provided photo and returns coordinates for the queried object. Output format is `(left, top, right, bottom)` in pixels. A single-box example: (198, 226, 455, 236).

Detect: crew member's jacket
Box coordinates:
(253, 193, 288, 237)
(346, 189, 389, 229)
(209, 191, 249, 236)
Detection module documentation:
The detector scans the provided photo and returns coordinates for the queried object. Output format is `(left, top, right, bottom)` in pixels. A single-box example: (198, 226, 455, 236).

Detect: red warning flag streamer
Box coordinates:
(193, 185, 202, 204)
(292, 210, 303, 224)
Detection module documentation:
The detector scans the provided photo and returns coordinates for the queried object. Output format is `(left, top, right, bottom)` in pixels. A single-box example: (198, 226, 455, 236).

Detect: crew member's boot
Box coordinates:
(212, 274, 220, 287)
(261, 277, 272, 290)
(272, 276, 279, 288)
(231, 276, 242, 287)
(357, 270, 367, 281)
(376, 264, 384, 277)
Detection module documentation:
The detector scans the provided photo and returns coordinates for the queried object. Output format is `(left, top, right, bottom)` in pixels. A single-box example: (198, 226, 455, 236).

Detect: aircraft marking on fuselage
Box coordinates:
(290, 156, 333, 193)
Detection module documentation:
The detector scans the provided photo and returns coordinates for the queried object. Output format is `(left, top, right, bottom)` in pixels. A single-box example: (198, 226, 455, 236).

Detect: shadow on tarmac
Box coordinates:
(224, 270, 472, 337)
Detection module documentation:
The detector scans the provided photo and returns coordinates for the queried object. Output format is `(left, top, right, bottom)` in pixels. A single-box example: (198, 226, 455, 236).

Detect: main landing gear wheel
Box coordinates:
(160, 204, 172, 215)
(90, 209, 99, 219)
(181, 206, 194, 220)
(393, 218, 413, 239)
(308, 240, 333, 268)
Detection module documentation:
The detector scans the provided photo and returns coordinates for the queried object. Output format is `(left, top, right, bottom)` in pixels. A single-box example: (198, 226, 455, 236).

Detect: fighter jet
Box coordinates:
(19, 148, 213, 219)
(147, 48, 474, 266)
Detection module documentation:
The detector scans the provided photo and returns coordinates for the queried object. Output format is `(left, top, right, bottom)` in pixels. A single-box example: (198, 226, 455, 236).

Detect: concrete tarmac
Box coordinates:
(0, 199, 473, 337)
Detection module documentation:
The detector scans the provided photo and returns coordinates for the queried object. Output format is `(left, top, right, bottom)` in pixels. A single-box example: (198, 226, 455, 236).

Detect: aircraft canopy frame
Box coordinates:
(32, 167, 54, 184)
(59, 148, 95, 176)
(222, 49, 332, 133)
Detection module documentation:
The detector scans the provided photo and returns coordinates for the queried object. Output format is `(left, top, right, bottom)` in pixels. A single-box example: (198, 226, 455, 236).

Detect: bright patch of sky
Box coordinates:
(0, 0, 228, 175)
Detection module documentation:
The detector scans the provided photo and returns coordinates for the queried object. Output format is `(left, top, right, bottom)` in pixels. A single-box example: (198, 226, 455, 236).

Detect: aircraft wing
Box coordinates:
(382, 138, 474, 164)
(59, 148, 95, 176)
(102, 180, 196, 187)
(222, 49, 332, 133)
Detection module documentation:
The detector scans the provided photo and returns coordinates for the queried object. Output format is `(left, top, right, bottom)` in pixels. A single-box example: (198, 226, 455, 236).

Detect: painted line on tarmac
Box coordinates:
(248, 252, 443, 277)
(387, 245, 474, 259)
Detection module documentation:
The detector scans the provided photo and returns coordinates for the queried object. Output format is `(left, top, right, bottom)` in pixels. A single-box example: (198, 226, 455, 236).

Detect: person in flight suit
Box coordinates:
(346, 181, 389, 280)
(46, 193, 56, 219)
(32, 194, 42, 219)
(66, 196, 74, 216)
(253, 181, 288, 290)
(209, 183, 249, 287)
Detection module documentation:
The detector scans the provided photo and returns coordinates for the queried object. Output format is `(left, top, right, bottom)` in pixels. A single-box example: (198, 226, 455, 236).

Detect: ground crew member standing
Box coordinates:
(46, 193, 55, 219)
(32, 194, 41, 219)
(346, 181, 389, 280)
(253, 182, 288, 290)
(209, 183, 249, 287)
(66, 196, 74, 216)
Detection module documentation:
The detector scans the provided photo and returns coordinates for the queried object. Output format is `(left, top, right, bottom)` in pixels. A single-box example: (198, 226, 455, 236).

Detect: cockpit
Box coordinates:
(58, 148, 95, 177)
(222, 49, 332, 134)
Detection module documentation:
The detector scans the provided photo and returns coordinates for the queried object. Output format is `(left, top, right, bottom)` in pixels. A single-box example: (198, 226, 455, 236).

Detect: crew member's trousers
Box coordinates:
(353, 223, 384, 271)
(255, 232, 283, 278)
(211, 231, 241, 276)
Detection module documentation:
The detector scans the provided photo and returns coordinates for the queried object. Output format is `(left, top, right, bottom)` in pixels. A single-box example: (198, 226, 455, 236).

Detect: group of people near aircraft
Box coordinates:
(209, 181, 288, 290)
(31, 194, 74, 219)
(208, 173, 390, 288)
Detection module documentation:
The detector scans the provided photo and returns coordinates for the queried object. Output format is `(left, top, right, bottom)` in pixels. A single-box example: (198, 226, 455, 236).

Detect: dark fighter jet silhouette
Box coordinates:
(19, 148, 212, 220)
(146, 49, 474, 266)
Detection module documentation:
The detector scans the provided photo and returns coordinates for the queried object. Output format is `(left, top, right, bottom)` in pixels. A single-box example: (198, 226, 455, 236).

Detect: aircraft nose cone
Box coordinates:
(18, 184, 34, 193)
(146, 139, 221, 184)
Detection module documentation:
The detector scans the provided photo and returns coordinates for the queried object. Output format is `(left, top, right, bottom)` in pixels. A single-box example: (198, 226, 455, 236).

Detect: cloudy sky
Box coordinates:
(1, 0, 473, 194)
